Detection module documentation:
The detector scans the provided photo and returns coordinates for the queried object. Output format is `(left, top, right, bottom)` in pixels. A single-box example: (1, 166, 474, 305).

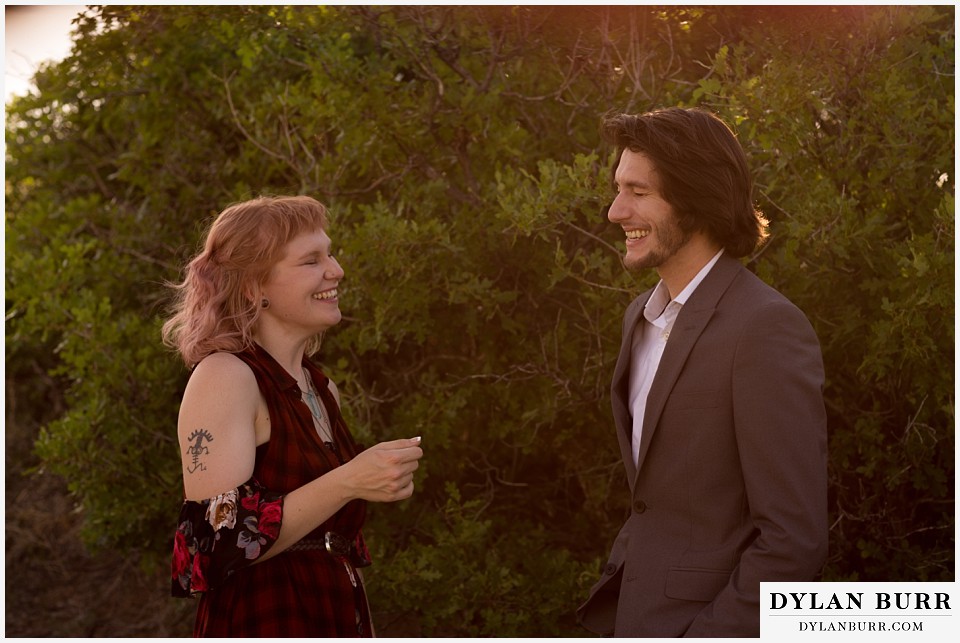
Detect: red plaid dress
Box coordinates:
(171, 343, 373, 637)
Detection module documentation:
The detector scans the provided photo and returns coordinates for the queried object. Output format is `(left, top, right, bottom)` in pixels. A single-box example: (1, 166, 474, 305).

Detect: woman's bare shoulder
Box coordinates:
(191, 351, 256, 380)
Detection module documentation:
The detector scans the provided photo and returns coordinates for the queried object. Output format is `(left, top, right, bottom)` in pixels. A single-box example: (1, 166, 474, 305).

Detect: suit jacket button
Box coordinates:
(633, 500, 647, 513)
(603, 563, 617, 575)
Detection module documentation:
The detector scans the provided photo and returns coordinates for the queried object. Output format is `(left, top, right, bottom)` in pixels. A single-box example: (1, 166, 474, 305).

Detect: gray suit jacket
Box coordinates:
(577, 254, 828, 637)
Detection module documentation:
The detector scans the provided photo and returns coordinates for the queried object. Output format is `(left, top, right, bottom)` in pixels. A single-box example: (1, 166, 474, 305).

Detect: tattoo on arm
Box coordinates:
(185, 429, 214, 474)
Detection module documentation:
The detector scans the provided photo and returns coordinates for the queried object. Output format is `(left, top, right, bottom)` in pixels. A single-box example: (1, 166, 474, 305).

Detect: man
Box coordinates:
(577, 107, 828, 637)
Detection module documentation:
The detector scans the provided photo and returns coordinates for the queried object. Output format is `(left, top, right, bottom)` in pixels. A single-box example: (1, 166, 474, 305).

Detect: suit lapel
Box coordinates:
(633, 255, 743, 478)
(611, 292, 650, 489)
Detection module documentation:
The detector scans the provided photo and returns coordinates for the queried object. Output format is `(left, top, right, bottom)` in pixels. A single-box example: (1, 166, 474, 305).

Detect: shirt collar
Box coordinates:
(251, 341, 327, 395)
(644, 248, 724, 322)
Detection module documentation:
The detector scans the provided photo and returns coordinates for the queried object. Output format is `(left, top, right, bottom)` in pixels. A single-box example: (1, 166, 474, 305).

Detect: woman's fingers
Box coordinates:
(346, 437, 424, 502)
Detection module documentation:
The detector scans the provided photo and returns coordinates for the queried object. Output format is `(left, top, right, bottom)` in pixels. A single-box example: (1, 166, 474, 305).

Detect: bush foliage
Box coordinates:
(6, 5, 953, 635)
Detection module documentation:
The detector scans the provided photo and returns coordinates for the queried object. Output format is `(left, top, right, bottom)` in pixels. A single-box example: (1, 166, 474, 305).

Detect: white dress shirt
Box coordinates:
(628, 249, 724, 467)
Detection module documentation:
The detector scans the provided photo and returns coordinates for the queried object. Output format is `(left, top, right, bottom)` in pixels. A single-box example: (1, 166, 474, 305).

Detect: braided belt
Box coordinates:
(287, 531, 352, 557)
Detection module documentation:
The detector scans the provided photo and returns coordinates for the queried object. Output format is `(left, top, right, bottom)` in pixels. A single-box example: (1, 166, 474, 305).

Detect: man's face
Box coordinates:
(607, 149, 690, 273)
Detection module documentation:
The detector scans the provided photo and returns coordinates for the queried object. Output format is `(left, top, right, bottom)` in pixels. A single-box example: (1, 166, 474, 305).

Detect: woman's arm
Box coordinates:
(177, 352, 260, 500)
(177, 353, 423, 563)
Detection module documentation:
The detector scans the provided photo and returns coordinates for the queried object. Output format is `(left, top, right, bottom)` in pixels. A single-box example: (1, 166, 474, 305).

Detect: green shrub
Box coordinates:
(6, 5, 953, 635)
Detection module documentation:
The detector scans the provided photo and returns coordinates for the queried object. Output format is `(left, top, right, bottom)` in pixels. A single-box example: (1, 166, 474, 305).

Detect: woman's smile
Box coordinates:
(312, 288, 339, 302)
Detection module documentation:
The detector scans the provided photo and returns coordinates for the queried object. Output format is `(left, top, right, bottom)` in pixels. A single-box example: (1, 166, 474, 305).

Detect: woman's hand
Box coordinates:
(264, 436, 423, 558)
(340, 437, 424, 503)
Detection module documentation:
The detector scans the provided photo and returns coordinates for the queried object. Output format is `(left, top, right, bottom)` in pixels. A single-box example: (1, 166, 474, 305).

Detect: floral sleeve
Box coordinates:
(171, 479, 284, 598)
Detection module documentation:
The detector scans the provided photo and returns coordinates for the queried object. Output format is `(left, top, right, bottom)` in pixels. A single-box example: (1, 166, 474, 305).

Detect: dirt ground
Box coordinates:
(5, 413, 195, 637)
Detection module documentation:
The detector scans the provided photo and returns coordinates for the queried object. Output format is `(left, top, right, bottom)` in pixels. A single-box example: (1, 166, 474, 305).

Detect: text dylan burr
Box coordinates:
(770, 592, 951, 611)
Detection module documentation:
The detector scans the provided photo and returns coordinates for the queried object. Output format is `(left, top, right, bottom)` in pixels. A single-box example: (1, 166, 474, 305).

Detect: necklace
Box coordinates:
(301, 368, 334, 444)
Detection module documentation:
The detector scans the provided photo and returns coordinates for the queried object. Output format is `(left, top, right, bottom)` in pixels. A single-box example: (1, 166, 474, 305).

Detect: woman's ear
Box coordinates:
(242, 281, 263, 309)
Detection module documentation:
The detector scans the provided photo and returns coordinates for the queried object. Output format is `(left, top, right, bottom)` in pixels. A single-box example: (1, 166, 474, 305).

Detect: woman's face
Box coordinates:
(258, 228, 344, 336)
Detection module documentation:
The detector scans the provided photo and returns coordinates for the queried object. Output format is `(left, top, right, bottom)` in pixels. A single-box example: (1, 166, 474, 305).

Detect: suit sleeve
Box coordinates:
(685, 299, 828, 637)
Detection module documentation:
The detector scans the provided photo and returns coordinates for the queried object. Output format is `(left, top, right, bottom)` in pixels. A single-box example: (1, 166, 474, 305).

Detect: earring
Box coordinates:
(261, 297, 270, 309)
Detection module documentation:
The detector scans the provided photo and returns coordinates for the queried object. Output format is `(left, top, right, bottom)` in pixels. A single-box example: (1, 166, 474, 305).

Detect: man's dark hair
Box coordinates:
(602, 107, 769, 258)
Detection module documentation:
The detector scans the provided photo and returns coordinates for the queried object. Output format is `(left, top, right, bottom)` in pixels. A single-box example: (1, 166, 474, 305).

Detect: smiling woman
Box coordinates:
(4, 5, 83, 102)
(258, 228, 345, 340)
(161, 195, 424, 637)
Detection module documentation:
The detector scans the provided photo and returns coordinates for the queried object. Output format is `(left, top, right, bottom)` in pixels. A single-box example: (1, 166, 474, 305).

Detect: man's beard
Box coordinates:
(623, 219, 691, 272)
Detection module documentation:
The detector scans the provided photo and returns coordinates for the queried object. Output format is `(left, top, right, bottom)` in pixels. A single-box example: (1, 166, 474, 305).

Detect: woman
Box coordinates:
(163, 195, 422, 636)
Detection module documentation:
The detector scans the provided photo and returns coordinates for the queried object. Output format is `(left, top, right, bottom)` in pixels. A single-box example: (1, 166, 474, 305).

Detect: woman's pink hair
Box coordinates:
(162, 195, 329, 367)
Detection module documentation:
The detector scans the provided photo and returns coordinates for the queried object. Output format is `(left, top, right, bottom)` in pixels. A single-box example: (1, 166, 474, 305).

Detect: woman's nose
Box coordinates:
(326, 257, 345, 280)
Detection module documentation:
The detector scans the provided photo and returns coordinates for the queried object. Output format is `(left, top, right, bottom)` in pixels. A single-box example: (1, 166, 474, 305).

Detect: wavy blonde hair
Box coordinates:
(162, 195, 329, 367)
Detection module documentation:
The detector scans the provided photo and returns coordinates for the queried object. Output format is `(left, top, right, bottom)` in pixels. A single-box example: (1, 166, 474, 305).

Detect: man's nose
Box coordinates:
(607, 194, 627, 223)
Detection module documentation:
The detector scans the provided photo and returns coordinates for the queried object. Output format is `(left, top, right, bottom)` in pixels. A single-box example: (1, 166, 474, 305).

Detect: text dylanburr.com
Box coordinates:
(761, 582, 955, 640)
